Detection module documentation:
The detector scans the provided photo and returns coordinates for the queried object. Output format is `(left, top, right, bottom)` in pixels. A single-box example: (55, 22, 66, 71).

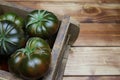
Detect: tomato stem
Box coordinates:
(24, 46, 35, 60)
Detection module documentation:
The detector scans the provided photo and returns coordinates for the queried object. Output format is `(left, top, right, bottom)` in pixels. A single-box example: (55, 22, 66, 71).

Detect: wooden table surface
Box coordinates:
(6, 0, 120, 80)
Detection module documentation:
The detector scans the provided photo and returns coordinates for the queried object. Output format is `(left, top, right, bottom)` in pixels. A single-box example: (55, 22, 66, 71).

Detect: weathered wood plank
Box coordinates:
(6, 2, 120, 23)
(5, 0, 120, 3)
(64, 47, 120, 76)
(0, 70, 22, 80)
(73, 23, 120, 46)
(63, 76, 120, 80)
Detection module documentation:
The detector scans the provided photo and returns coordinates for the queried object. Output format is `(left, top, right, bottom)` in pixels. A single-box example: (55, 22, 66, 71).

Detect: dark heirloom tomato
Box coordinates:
(0, 12, 24, 28)
(8, 37, 51, 80)
(0, 20, 26, 56)
(26, 10, 59, 38)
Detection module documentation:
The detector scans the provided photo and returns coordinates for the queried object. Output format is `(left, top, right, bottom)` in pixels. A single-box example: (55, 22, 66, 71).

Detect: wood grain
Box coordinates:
(63, 76, 120, 80)
(5, 0, 120, 3)
(2, 1, 120, 80)
(64, 47, 120, 76)
(5, 2, 120, 23)
(73, 23, 120, 46)
(0, 70, 22, 80)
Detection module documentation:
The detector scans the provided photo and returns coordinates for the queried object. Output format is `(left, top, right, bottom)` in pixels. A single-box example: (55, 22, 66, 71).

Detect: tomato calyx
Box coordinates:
(26, 10, 49, 27)
(0, 22, 16, 47)
(22, 47, 35, 60)
(17, 46, 49, 60)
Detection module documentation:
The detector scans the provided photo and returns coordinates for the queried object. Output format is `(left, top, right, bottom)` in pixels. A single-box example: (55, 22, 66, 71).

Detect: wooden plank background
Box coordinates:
(5, 0, 120, 80)
(6, 0, 120, 3)
(4, 2, 120, 23)
(64, 47, 120, 75)
(74, 23, 120, 46)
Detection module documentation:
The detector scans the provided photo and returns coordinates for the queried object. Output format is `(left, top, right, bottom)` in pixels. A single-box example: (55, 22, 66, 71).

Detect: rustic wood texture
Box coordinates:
(64, 47, 120, 75)
(5, 0, 120, 3)
(0, 70, 22, 80)
(3, 0, 120, 80)
(63, 76, 120, 80)
(73, 23, 120, 46)
(4, 2, 120, 23)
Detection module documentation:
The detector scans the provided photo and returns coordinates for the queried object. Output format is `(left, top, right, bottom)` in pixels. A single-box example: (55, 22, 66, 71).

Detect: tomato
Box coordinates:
(0, 12, 24, 28)
(26, 10, 59, 38)
(8, 37, 51, 80)
(0, 20, 26, 56)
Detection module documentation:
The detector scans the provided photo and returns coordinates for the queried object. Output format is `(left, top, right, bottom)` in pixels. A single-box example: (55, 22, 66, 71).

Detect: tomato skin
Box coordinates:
(8, 37, 51, 80)
(26, 10, 59, 38)
(19, 53, 50, 80)
(0, 20, 26, 56)
(0, 12, 24, 28)
(26, 37, 51, 52)
(8, 49, 25, 74)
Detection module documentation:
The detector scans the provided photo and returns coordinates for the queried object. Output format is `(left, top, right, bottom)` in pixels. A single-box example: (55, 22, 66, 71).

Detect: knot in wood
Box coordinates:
(82, 4, 102, 16)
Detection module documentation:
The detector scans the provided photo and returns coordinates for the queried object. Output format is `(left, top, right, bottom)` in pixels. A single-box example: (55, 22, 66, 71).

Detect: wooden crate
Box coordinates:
(0, 1, 79, 80)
